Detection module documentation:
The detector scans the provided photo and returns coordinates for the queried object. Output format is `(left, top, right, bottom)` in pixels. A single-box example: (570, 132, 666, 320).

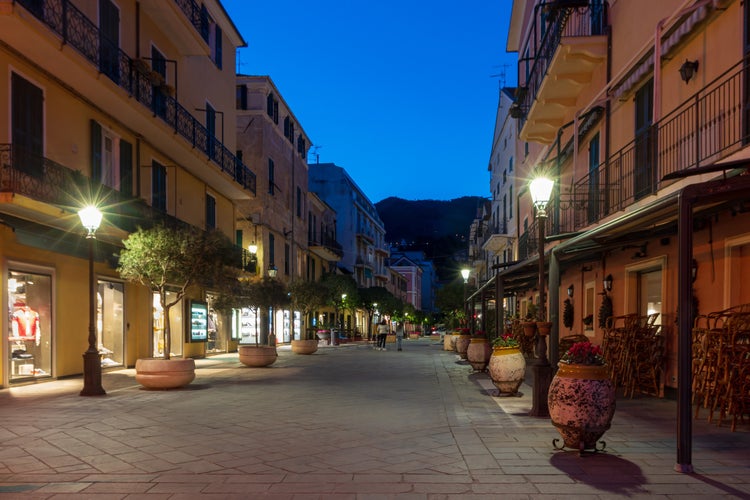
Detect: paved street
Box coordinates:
(0, 339, 749, 499)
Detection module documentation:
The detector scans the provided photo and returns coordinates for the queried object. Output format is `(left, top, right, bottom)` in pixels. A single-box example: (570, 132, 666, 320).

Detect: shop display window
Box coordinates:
(98, 280, 124, 367)
(152, 292, 183, 357)
(8, 270, 52, 381)
(206, 294, 223, 353)
(188, 300, 208, 342)
(237, 307, 259, 344)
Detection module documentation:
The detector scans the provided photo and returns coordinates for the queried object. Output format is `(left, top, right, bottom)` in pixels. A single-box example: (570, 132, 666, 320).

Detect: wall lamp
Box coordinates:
(567, 284, 574, 297)
(603, 274, 613, 293)
(267, 264, 278, 278)
(679, 59, 699, 84)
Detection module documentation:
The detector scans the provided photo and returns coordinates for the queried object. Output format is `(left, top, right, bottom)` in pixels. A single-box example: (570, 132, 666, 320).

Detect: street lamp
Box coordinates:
(461, 268, 470, 328)
(78, 205, 105, 397)
(529, 175, 554, 417)
(267, 264, 278, 278)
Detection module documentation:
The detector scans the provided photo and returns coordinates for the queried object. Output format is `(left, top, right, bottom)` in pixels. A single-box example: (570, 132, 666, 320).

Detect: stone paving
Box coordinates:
(0, 338, 748, 499)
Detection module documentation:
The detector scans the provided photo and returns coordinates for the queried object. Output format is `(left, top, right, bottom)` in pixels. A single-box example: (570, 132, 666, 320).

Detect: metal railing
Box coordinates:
(560, 56, 750, 232)
(16, 0, 256, 195)
(517, 1, 606, 126)
(172, 0, 209, 43)
(308, 232, 344, 258)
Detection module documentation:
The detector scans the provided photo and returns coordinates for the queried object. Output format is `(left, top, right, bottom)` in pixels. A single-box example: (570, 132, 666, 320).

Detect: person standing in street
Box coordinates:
(376, 320, 388, 351)
(395, 322, 404, 351)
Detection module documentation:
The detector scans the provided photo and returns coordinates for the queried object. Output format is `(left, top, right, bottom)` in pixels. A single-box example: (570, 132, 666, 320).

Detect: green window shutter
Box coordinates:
(90, 120, 102, 184)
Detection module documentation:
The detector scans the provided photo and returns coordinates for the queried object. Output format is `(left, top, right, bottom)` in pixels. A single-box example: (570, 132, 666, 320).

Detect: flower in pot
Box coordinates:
(548, 341, 615, 453)
(118, 225, 237, 389)
(488, 334, 526, 396)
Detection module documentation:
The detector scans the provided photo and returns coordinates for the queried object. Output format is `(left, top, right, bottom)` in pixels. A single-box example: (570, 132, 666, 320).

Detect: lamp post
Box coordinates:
(78, 206, 106, 397)
(461, 268, 470, 328)
(529, 176, 554, 417)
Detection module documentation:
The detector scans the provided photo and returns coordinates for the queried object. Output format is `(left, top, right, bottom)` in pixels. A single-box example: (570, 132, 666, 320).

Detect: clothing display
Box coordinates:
(11, 301, 41, 346)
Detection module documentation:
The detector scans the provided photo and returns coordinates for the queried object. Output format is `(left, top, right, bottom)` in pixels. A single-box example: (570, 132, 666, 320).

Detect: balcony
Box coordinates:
(140, 0, 210, 55)
(516, 1, 607, 144)
(12, 0, 256, 196)
(557, 56, 750, 234)
(308, 233, 343, 261)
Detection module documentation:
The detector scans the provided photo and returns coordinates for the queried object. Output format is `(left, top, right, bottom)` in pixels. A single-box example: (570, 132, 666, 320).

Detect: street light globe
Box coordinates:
(529, 176, 554, 210)
(248, 244, 258, 254)
(460, 268, 470, 283)
(78, 205, 102, 235)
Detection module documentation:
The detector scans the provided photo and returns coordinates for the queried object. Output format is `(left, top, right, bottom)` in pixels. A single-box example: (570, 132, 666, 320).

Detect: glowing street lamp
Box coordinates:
(528, 175, 554, 417)
(78, 205, 105, 397)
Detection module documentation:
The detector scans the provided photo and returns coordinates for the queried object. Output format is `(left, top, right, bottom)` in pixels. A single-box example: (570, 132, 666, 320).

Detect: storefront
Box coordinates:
(98, 279, 125, 367)
(7, 267, 52, 382)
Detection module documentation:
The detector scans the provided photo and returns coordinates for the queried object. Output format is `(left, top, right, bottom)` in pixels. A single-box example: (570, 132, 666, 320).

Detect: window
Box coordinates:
(268, 158, 275, 195)
(11, 73, 43, 178)
(296, 187, 302, 217)
(151, 46, 167, 118)
(236, 85, 247, 110)
(206, 193, 216, 230)
(99, 0, 120, 84)
(90, 120, 132, 195)
(284, 116, 294, 142)
(206, 103, 216, 160)
(266, 93, 278, 123)
(269, 233, 275, 266)
(211, 24, 222, 69)
(509, 185, 513, 218)
(152, 160, 167, 212)
(509, 157, 513, 172)
(297, 135, 306, 156)
(588, 132, 601, 223)
(284, 243, 290, 275)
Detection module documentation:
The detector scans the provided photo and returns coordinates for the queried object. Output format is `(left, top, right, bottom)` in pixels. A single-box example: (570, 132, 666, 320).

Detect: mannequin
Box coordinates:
(12, 299, 41, 346)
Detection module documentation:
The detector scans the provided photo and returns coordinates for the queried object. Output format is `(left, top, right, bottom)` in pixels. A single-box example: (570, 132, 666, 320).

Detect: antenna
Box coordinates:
(490, 63, 510, 89)
(310, 145, 322, 164)
(236, 48, 248, 74)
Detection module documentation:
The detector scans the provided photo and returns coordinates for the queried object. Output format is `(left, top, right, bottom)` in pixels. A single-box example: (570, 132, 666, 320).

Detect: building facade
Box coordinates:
(0, 0, 253, 386)
(479, 0, 750, 407)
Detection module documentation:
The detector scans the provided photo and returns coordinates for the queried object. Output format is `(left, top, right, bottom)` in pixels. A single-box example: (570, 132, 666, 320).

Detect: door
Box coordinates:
(638, 268, 662, 327)
(11, 73, 43, 178)
(99, 0, 120, 83)
(634, 79, 655, 200)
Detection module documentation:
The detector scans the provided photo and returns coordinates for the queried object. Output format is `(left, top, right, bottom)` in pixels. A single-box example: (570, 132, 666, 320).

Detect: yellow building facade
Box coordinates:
(0, 0, 253, 386)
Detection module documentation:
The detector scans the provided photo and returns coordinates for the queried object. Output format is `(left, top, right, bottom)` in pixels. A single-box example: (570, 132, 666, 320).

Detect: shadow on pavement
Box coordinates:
(550, 451, 648, 496)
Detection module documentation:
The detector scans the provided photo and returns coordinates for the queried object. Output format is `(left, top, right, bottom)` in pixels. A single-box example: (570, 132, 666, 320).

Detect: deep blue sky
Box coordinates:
(224, 1, 517, 203)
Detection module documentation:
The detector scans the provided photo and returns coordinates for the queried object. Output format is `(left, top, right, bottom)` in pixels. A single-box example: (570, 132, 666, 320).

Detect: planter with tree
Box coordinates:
(236, 276, 288, 367)
(288, 280, 327, 354)
(118, 225, 235, 389)
(320, 273, 358, 346)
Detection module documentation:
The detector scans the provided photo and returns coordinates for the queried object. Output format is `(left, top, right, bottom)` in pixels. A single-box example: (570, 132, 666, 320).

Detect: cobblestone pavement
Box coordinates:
(0, 339, 748, 499)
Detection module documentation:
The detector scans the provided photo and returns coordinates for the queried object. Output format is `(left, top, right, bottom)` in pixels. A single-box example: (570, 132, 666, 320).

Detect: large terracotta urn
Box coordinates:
(238, 345, 277, 367)
(455, 334, 471, 359)
(450, 333, 462, 351)
(548, 363, 616, 452)
(443, 333, 454, 351)
(487, 347, 526, 395)
(466, 337, 492, 371)
(291, 339, 318, 355)
(135, 358, 195, 390)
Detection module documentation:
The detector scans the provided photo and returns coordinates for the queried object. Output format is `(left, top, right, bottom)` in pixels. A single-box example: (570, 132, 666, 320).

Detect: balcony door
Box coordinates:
(99, 0, 120, 83)
(11, 73, 43, 178)
(634, 79, 655, 200)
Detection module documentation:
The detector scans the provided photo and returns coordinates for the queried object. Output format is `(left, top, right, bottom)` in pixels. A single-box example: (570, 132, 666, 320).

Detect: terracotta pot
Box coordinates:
(135, 358, 195, 390)
(291, 339, 318, 355)
(238, 345, 277, 367)
(450, 333, 461, 351)
(466, 338, 492, 371)
(522, 321, 537, 336)
(548, 363, 616, 451)
(537, 321, 553, 336)
(455, 334, 471, 359)
(409, 333, 420, 339)
(487, 347, 526, 395)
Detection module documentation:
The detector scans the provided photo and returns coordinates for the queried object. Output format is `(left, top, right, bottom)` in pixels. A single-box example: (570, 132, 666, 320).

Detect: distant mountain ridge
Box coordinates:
(375, 196, 487, 282)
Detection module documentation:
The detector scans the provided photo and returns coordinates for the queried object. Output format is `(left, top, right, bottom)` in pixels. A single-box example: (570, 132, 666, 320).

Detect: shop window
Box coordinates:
(152, 292, 183, 358)
(8, 269, 52, 381)
(236, 307, 259, 344)
(98, 280, 124, 367)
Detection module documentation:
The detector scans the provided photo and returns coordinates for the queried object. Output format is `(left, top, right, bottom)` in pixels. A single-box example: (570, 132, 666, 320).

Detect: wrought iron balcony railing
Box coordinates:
(308, 232, 344, 258)
(516, 1, 606, 126)
(16, 0, 256, 195)
(173, 0, 210, 43)
(559, 56, 750, 233)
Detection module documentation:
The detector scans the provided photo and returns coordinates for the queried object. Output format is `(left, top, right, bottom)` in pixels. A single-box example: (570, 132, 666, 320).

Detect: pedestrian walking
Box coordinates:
(395, 322, 404, 351)
(376, 319, 389, 351)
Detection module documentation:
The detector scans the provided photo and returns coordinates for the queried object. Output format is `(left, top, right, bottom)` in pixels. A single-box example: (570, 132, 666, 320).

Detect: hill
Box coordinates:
(375, 196, 487, 282)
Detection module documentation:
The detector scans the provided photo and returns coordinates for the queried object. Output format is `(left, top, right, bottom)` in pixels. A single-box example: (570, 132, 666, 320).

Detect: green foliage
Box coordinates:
(320, 273, 358, 307)
(117, 224, 235, 359)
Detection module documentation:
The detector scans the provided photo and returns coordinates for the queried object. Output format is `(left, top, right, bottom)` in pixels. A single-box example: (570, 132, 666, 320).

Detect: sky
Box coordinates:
(223, 1, 517, 203)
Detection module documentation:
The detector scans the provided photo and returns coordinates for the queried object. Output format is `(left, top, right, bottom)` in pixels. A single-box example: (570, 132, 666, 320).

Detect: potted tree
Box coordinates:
(288, 280, 327, 354)
(118, 224, 235, 389)
(236, 276, 288, 367)
(320, 273, 358, 345)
